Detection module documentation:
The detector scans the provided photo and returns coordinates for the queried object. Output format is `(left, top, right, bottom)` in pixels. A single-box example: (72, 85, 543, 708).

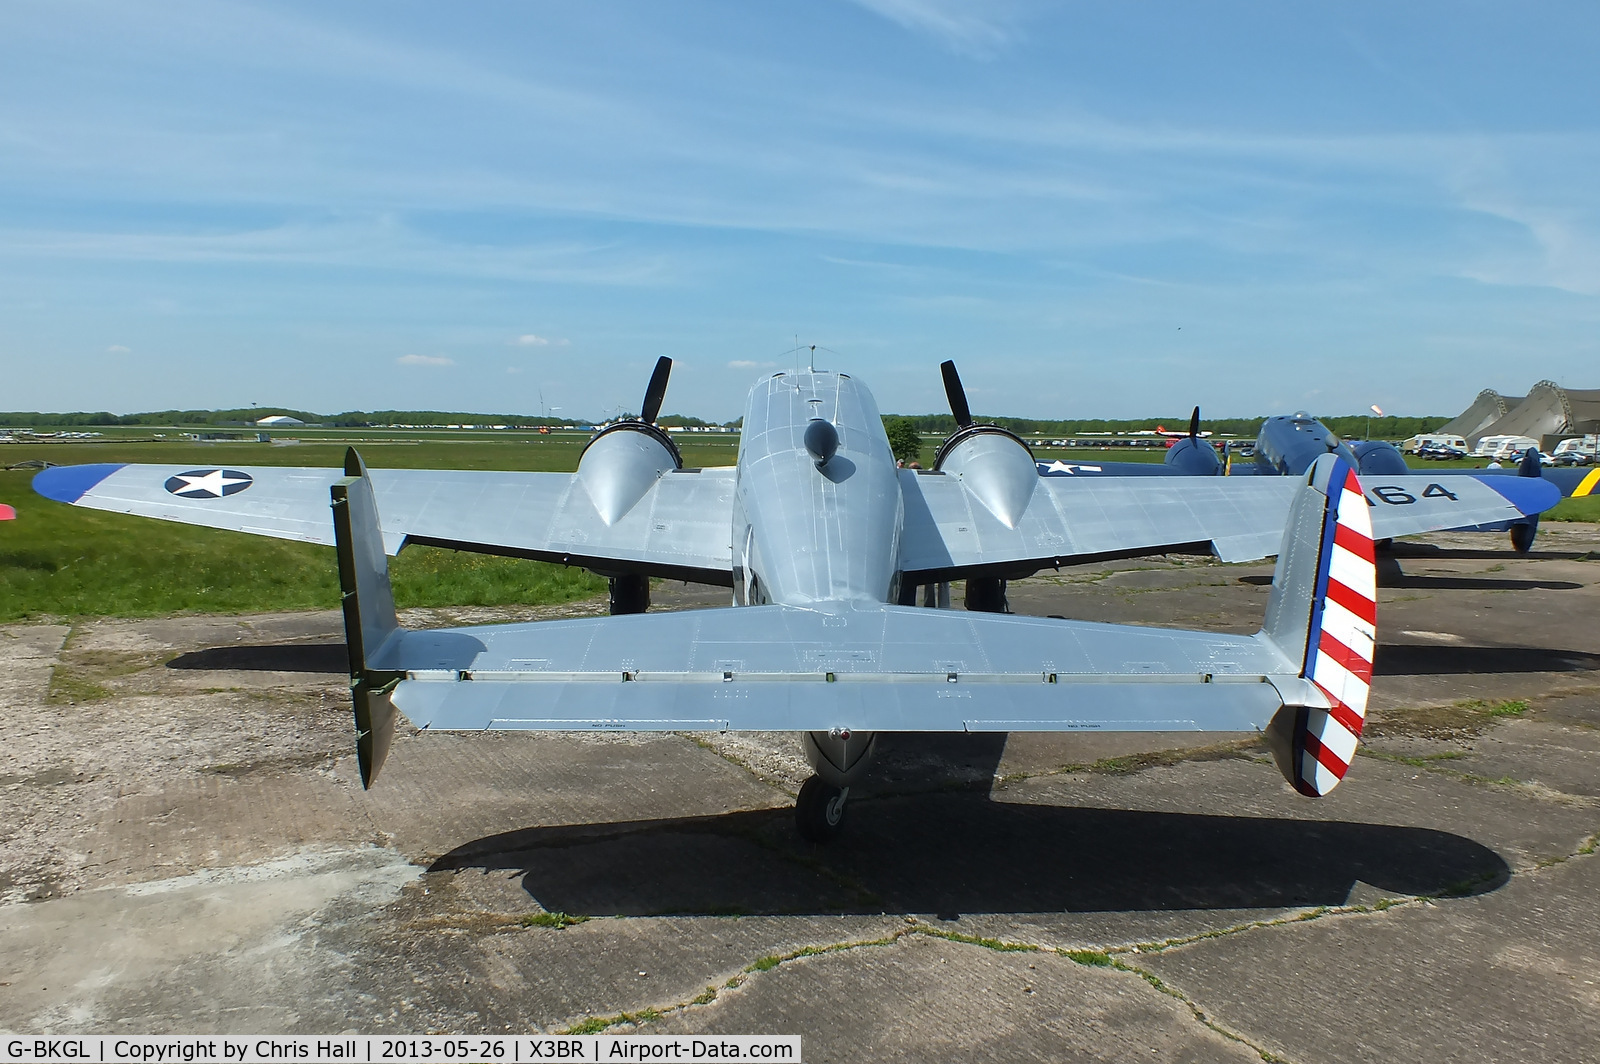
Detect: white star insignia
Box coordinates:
(1040, 461, 1103, 475)
(168, 469, 252, 498)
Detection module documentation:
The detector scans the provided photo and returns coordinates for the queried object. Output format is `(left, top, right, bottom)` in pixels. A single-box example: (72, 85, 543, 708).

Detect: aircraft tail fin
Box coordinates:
(331, 448, 403, 788)
(1260, 454, 1377, 797)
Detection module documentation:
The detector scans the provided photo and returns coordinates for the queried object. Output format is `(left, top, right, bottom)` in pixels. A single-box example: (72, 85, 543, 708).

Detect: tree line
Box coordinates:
(878, 413, 1450, 441)
(2, 407, 1447, 442)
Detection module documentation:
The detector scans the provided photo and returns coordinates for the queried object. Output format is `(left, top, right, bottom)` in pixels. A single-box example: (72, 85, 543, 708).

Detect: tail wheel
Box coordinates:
(1510, 520, 1537, 554)
(795, 776, 848, 843)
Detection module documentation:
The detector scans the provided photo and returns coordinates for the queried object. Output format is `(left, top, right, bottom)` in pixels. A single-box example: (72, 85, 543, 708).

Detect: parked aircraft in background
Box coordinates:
(32, 360, 1556, 838)
(1154, 422, 1211, 438)
(1038, 407, 1585, 552)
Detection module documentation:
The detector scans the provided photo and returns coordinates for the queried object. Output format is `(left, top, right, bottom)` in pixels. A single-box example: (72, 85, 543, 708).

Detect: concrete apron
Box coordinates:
(2, 524, 1597, 1062)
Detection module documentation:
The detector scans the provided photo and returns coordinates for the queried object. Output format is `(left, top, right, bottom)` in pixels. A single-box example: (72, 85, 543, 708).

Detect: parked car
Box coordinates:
(1552, 450, 1592, 466)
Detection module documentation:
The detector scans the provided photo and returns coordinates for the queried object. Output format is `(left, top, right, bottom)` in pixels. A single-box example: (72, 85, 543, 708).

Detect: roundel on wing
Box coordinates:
(163, 469, 254, 499)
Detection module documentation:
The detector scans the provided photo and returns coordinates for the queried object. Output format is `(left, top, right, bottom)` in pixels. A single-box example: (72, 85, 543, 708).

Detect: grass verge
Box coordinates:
(2, 468, 604, 621)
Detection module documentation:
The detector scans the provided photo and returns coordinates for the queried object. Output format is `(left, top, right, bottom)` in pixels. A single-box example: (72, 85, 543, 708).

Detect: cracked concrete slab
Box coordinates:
(654, 932, 1266, 1062)
(1, 524, 1597, 1061)
(1134, 849, 1600, 1064)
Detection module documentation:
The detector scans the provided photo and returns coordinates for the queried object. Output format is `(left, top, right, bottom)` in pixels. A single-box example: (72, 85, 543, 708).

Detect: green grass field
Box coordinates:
(0, 435, 678, 623)
(3, 433, 1594, 622)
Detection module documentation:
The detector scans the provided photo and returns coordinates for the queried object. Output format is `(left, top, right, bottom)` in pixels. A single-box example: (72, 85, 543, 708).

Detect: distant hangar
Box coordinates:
(1439, 381, 1600, 448)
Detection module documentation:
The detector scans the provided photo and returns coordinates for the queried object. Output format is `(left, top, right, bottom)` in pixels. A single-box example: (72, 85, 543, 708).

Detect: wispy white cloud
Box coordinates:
(106, 344, 130, 353)
(2, 2, 1596, 418)
(397, 353, 453, 367)
(0, 218, 670, 286)
(847, 0, 1019, 57)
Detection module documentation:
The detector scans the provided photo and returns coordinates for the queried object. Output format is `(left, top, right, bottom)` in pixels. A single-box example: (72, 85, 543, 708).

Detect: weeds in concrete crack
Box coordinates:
(745, 930, 911, 974)
(1064, 949, 1113, 966)
(1359, 749, 1468, 768)
(1533, 831, 1600, 870)
(682, 735, 795, 796)
(563, 1007, 662, 1035)
(918, 928, 1038, 953)
(1365, 697, 1535, 742)
(1358, 748, 1594, 805)
(1114, 905, 1345, 957)
(1092, 953, 1295, 1063)
(993, 738, 1262, 788)
(558, 927, 913, 1035)
(519, 911, 589, 929)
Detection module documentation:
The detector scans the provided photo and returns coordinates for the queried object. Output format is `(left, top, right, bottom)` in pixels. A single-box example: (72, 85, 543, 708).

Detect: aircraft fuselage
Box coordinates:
(733, 371, 904, 608)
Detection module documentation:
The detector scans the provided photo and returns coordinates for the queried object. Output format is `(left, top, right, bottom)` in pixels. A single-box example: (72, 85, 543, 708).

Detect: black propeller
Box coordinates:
(1188, 406, 1201, 440)
(940, 360, 973, 429)
(639, 356, 672, 425)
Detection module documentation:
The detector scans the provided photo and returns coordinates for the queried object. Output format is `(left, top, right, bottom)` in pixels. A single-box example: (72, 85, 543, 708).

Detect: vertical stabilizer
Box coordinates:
(331, 448, 403, 788)
(1261, 454, 1377, 797)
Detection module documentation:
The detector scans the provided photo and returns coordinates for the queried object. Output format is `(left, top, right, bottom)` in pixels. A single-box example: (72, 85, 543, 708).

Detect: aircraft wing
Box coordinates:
(33, 462, 736, 584)
(1439, 465, 1600, 498)
(899, 468, 1560, 578)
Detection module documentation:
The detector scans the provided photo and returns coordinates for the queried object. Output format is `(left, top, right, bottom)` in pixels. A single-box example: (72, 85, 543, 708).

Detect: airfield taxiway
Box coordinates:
(2, 526, 1599, 1062)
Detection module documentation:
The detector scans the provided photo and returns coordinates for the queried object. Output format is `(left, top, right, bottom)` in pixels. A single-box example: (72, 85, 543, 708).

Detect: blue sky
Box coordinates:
(2, 1, 1596, 421)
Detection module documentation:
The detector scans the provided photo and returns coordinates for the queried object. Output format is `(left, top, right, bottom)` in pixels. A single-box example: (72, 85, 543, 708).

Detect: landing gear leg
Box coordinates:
(795, 776, 849, 842)
(608, 574, 651, 615)
(965, 577, 1008, 613)
(1509, 518, 1538, 554)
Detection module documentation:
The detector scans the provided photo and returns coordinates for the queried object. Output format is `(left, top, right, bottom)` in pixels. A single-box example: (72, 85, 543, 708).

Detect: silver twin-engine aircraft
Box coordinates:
(36, 359, 1540, 839)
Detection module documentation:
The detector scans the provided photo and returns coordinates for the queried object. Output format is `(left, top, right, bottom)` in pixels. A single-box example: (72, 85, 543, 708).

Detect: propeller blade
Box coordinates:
(640, 356, 672, 424)
(940, 360, 973, 429)
(1189, 406, 1201, 439)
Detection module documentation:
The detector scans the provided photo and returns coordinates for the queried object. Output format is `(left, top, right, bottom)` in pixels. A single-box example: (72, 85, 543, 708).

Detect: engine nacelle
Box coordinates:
(934, 425, 1038, 529)
(576, 421, 682, 526)
(1350, 440, 1409, 476)
(1164, 436, 1223, 476)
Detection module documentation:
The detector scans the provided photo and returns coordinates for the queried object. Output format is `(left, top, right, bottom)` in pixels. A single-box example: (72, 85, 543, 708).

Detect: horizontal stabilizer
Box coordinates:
(384, 603, 1302, 734)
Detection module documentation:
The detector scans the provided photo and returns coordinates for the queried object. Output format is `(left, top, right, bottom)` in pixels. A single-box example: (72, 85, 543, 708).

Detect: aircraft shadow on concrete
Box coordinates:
(1372, 644, 1600, 676)
(432, 801, 1509, 919)
(432, 732, 1510, 919)
(1383, 542, 1592, 562)
(1239, 571, 1583, 592)
(167, 643, 347, 673)
(1375, 572, 1583, 592)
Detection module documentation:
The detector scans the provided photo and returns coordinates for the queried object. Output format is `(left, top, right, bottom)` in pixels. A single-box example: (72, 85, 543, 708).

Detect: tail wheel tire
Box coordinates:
(796, 776, 848, 842)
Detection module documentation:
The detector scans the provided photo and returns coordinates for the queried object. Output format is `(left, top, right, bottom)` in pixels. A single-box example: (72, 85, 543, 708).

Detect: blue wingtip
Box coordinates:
(32, 463, 126, 503)
(1486, 474, 1561, 516)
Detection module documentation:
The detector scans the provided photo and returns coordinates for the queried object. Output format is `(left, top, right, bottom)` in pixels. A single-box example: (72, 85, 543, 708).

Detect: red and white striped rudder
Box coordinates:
(1262, 454, 1377, 797)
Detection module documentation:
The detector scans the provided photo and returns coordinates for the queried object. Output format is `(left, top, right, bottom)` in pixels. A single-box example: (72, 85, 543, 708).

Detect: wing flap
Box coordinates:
(397, 675, 1286, 734)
